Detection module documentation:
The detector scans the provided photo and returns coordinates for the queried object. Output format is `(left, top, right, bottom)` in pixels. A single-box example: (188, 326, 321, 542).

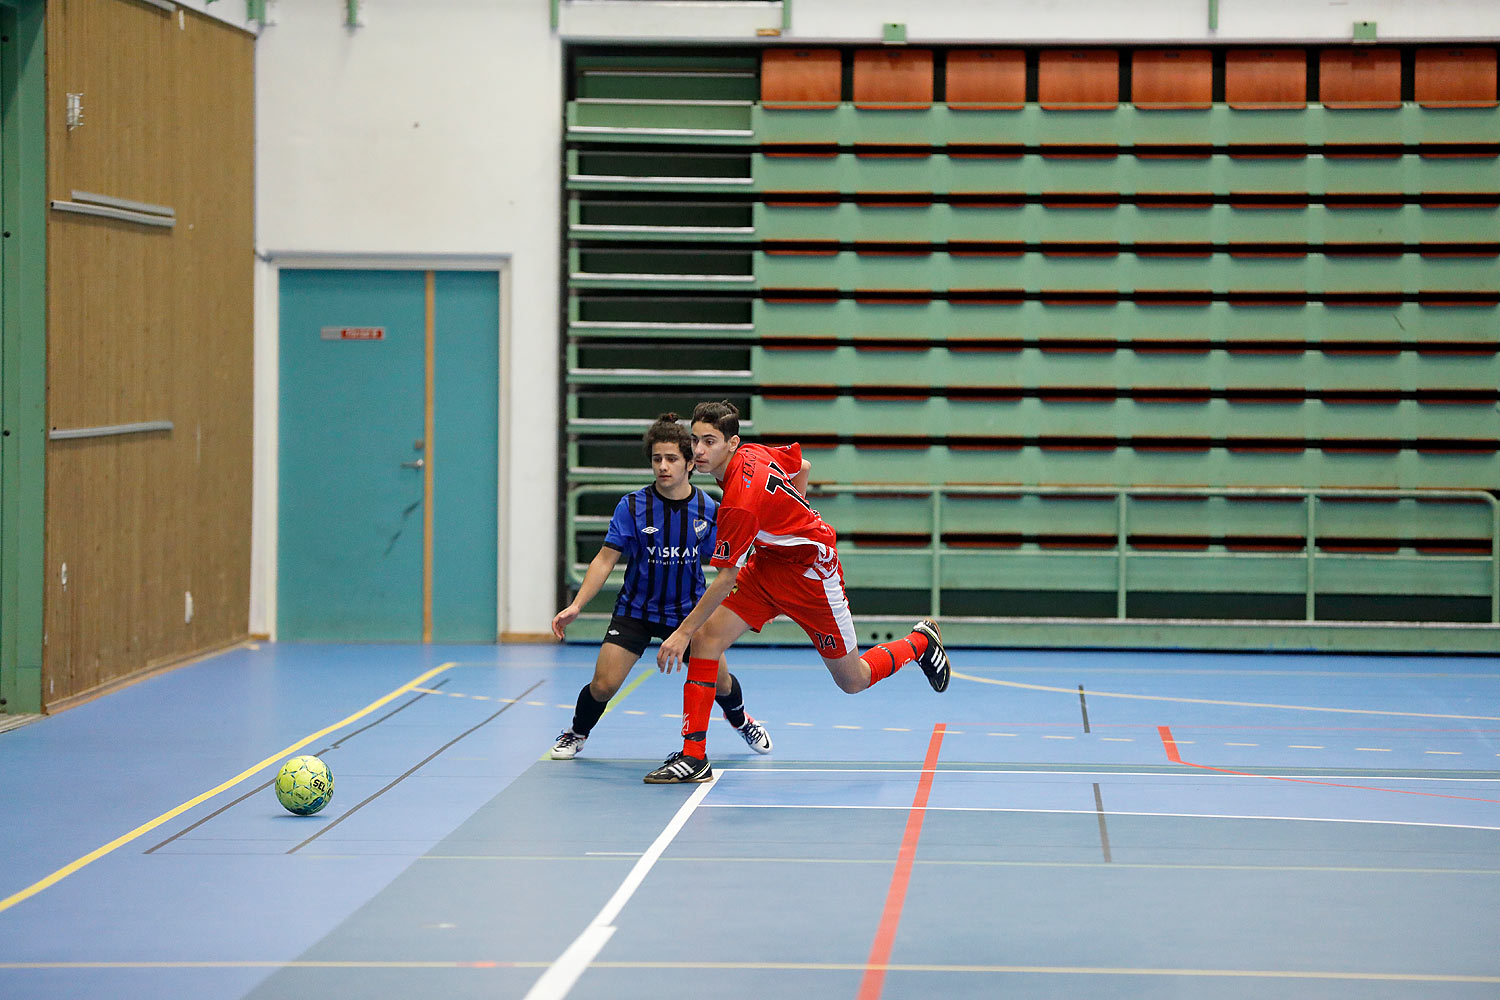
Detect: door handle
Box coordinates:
(401, 459, 425, 469)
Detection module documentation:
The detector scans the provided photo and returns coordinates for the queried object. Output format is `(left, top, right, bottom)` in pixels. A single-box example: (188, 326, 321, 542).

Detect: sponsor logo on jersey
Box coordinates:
(714, 540, 730, 560)
(646, 545, 697, 560)
(642, 525, 659, 535)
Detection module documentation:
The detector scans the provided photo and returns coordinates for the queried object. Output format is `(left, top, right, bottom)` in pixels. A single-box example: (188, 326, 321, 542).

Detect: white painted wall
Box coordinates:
(562, 0, 1500, 42)
(250, 0, 1498, 639)
(252, 0, 561, 638)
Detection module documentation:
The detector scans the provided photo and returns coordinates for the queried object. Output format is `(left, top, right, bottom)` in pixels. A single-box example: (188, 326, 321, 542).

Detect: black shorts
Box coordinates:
(601, 613, 680, 657)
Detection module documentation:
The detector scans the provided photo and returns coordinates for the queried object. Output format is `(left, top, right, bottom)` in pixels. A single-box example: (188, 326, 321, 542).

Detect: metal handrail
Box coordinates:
(565, 483, 1500, 624)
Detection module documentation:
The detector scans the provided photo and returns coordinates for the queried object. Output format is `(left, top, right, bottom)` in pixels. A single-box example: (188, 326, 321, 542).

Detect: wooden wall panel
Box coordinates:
(853, 49, 934, 109)
(946, 50, 1026, 110)
(1038, 49, 1119, 110)
(1132, 50, 1212, 109)
(1225, 49, 1307, 109)
(1415, 46, 1499, 108)
(1320, 48, 1401, 108)
(44, 0, 253, 706)
(761, 49, 841, 109)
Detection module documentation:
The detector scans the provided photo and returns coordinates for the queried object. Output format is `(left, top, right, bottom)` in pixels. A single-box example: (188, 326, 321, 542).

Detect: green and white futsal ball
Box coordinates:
(275, 755, 334, 815)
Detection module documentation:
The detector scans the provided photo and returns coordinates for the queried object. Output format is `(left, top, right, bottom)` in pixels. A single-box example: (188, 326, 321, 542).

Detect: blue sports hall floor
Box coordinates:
(2, 639, 1499, 999)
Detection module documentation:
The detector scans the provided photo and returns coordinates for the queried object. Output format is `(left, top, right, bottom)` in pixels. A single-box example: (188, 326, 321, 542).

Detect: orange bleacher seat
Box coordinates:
(1320, 48, 1401, 109)
(853, 49, 934, 110)
(1038, 49, 1120, 110)
(1415, 46, 1498, 108)
(1132, 50, 1212, 109)
(1225, 49, 1307, 109)
(762, 49, 842, 110)
(946, 49, 1026, 110)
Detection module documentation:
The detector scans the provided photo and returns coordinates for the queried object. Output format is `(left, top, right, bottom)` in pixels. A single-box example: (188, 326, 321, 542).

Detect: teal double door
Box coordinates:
(278, 269, 499, 642)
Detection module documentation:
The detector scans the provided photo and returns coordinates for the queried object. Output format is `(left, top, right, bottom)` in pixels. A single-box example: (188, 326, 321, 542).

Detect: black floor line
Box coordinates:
(1078, 684, 1092, 733)
(287, 678, 546, 854)
(1093, 782, 1113, 863)
(144, 679, 452, 854)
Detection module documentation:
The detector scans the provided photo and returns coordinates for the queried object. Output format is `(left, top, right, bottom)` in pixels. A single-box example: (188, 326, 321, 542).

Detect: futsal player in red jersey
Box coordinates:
(643, 401, 950, 783)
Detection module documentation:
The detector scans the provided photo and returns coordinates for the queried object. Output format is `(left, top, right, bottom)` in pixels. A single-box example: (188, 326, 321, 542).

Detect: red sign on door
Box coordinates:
(320, 326, 385, 341)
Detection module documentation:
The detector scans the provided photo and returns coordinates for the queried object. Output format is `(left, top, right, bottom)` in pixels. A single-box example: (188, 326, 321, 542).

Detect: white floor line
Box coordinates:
(523, 774, 718, 1000)
(696, 802, 1500, 833)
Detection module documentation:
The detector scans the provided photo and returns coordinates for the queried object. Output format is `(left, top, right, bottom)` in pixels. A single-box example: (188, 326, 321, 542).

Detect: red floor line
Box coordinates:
(857, 723, 946, 1000)
(1157, 725, 1500, 804)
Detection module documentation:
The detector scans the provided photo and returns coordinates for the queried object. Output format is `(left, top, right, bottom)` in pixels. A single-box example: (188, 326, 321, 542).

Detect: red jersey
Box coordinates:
(710, 442, 839, 576)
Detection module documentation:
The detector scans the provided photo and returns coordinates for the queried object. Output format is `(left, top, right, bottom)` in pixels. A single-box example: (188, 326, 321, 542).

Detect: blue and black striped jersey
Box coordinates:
(602, 485, 718, 626)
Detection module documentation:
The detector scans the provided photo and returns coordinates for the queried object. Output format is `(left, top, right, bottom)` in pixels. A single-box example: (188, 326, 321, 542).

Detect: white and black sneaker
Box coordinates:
(735, 716, 773, 754)
(643, 750, 713, 784)
(913, 619, 950, 693)
(550, 729, 588, 760)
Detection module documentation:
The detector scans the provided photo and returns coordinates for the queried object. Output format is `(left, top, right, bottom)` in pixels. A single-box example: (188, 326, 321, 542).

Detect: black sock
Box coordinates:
(715, 673, 747, 728)
(572, 685, 610, 737)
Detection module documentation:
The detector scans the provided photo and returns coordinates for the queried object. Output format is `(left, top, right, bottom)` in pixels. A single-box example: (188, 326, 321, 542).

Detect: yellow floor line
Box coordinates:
(0, 662, 457, 916)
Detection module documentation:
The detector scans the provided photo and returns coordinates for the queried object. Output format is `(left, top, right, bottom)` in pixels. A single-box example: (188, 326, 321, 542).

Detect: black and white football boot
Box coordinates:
(912, 619, 950, 693)
(643, 750, 713, 784)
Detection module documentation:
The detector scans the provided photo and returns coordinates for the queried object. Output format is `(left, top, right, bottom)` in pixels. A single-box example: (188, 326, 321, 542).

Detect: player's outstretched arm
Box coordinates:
(793, 458, 811, 497)
(657, 564, 739, 672)
(552, 547, 621, 640)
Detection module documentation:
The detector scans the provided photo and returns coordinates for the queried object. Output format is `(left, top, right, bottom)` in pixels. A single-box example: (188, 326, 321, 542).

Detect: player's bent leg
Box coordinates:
(647, 610, 756, 783)
(822, 651, 873, 693)
(825, 619, 951, 694)
(690, 606, 753, 661)
(590, 641, 641, 702)
(553, 642, 640, 760)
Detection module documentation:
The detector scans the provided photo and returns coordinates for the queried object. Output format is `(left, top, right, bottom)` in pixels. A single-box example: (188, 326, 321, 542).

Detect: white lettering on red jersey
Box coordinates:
(710, 442, 839, 576)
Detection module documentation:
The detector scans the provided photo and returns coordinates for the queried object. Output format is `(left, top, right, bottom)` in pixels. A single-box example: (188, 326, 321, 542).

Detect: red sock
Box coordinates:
(859, 630, 929, 686)
(681, 657, 718, 758)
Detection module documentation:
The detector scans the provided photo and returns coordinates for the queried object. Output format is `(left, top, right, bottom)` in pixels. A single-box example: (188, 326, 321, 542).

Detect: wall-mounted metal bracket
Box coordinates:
(49, 420, 174, 441)
(49, 190, 175, 229)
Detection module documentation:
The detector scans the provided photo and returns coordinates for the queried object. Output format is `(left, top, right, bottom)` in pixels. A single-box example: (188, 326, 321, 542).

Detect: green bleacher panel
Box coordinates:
(754, 202, 1500, 245)
(568, 99, 754, 137)
(751, 395, 1499, 440)
(572, 197, 755, 239)
(754, 248, 1499, 294)
(562, 44, 1500, 648)
(752, 299, 1500, 344)
(567, 149, 753, 192)
(569, 54, 758, 142)
(751, 344, 1500, 391)
(752, 151, 1500, 196)
(750, 104, 1500, 148)
(804, 490, 1493, 548)
(785, 442, 1498, 490)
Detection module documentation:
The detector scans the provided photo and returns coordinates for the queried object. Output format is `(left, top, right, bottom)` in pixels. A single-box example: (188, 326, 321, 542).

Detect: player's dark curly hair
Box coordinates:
(644, 413, 693, 464)
(691, 400, 740, 439)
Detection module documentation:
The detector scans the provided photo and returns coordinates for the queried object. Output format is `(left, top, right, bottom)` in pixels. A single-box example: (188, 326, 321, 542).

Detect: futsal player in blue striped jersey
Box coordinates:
(549, 413, 772, 760)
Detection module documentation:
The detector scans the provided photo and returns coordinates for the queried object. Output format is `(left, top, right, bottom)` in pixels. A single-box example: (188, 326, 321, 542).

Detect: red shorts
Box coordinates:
(720, 550, 858, 659)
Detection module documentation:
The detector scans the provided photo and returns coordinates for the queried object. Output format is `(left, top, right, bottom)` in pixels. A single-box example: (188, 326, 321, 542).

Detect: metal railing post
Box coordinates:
(930, 488, 943, 617)
(1116, 492, 1128, 619)
(1306, 494, 1317, 621)
(1492, 498, 1499, 624)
